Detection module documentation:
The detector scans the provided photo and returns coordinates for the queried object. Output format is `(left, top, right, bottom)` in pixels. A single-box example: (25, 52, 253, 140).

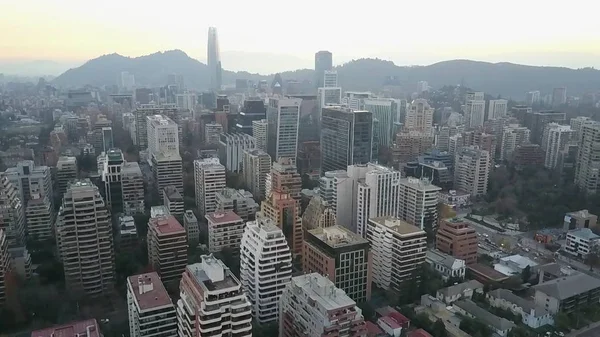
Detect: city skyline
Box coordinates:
(1, 0, 600, 75)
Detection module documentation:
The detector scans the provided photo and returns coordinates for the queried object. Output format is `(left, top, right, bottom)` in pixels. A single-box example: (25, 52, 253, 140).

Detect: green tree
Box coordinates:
(432, 319, 447, 337)
(521, 265, 532, 282)
(554, 312, 571, 331)
(252, 321, 278, 337)
(357, 301, 376, 321)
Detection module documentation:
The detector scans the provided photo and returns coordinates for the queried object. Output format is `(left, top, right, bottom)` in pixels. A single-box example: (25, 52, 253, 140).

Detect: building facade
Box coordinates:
(147, 215, 188, 284)
(193, 158, 226, 216)
(436, 218, 478, 265)
(127, 272, 178, 337)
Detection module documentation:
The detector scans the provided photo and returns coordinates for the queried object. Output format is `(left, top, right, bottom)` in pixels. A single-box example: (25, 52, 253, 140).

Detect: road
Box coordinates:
(569, 321, 600, 337)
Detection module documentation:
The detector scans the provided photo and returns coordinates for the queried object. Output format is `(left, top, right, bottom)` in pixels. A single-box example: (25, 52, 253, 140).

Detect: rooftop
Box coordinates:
(426, 250, 465, 270)
(369, 217, 425, 236)
(150, 205, 170, 218)
(468, 263, 510, 282)
(119, 215, 136, 235)
(379, 316, 401, 329)
(567, 209, 596, 219)
(568, 228, 600, 241)
(205, 211, 243, 225)
(308, 225, 368, 248)
(400, 177, 442, 192)
(187, 254, 239, 292)
(122, 162, 142, 175)
(408, 329, 433, 337)
(488, 289, 550, 317)
(438, 280, 483, 298)
(31, 319, 101, 337)
(163, 186, 183, 201)
(455, 299, 516, 331)
(147, 114, 176, 126)
(534, 273, 600, 300)
(127, 272, 173, 311)
(150, 215, 185, 235)
(291, 273, 356, 311)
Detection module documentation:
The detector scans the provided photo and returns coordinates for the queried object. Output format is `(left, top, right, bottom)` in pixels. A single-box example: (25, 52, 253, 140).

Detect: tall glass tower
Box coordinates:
(207, 27, 222, 91)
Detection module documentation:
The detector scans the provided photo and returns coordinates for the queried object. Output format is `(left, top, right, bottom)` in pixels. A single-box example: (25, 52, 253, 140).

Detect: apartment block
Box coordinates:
(366, 217, 427, 292)
(0, 174, 25, 247)
(117, 215, 138, 253)
(152, 152, 183, 203)
(147, 215, 188, 284)
(542, 123, 574, 169)
(25, 195, 55, 239)
(5, 160, 53, 206)
(564, 228, 600, 258)
(436, 218, 478, 265)
(0, 229, 10, 305)
(127, 272, 177, 337)
(183, 210, 199, 244)
(121, 162, 145, 215)
(206, 211, 245, 253)
(252, 119, 268, 151)
(488, 99, 508, 120)
(259, 190, 303, 264)
(242, 148, 271, 200)
(240, 217, 292, 323)
(267, 157, 302, 200)
(56, 156, 77, 198)
(405, 98, 434, 133)
(398, 177, 441, 232)
(163, 185, 184, 220)
(177, 255, 252, 337)
(218, 133, 256, 173)
(303, 225, 372, 302)
(279, 273, 367, 337)
(100, 149, 125, 213)
(454, 146, 490, 197)
(193, 158, 226, 216)
(204, 121, 223, 145)
(214, 188, 258, 222)
(500, 124, 530, 161)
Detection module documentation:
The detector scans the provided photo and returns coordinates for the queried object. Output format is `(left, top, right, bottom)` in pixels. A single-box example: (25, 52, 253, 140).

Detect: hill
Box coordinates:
(52, 50, 600, 98)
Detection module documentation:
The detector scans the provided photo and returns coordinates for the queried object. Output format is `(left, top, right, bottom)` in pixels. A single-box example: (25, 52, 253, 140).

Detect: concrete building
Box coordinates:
(206, 211, 245, 253)
(0, 175, 25, 247)
(100, 149, 125, 213)
(242, 149, 270, 200)
(31, 319, 102, 337)
(301, 196, 336, 230)
(279, 273, 367, 337)
(564, 228, 600, 258)
(488, 99, 508, 120)
(303, 225, 372, 302)
(127, 272, 177, 337)
(494, 254, 538, 277)
(318, 170, 353, 228)
(56, 180, 114, 297)
(56, 156, 77, 198)
(204, 122, 223, 145)
(218, 133, 256, 173)
(183, 210, 199, 244)
(542, 123, 574, 169)
(534, 273, 600, 314)
(397, 177, 441, 232)
(214, 188, 258, 222)
(390, 130, 434, 167)
(259, 190, 303, 265)
(25, 195, 55, 240)
(147, 215, 188, 284)
(266, 157, 302, 200)
(526, 91, 541, 105)
(163, 186, 184, 220)
(405, 99, 434, 133)
(266, 97, 302, 161)
(176, 255, 252, 337)
(121, 162, 145, 215)
(426, 249, 466, 281)
(525, 110, 567, 145)
(364, 98, 397, 146)
(487, 289, 553, 329)
(575, 122, 600, 194)
(500, 124, 530, 161)
(314, 50, 333, 89)
(251, 119, 268, 151)
(570, 116, 594, 142)
(564, 209, 598, 231)
(147, 115, 183, 201)
(239, 217, 292, 324)
(321, 106, 373, 173)
(5, 160, 53, 207)
(513, 143, 546, 169)
(436, 279, 484, 305)
(366, 217, 427, 292)
(436, 218, 478, 265)
(0, 229, 10, 305)
(454, 146, 490, 197)
(193, 158, 226, 216)
(117, 215, 138, 253)
(453, 300, 516, 336)
(464, 92, 486, 128)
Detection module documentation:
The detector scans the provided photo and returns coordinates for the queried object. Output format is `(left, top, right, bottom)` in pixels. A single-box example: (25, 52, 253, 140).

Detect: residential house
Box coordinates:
(533, 273, 600, 314)
(487, 288, 554, 328)
(436, 280, 483, 305)
(453, 299, 516, 337)
(426, 250, 466, 281)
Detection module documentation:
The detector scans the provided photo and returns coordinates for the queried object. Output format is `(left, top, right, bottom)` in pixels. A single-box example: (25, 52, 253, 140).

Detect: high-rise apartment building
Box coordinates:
(206, 211, 245, 253)
(251, 119, 268, 151)
(321, 106, 373, 173)
(366, 217, 427, 292)
(464, 91, 486, 128)
(147, 115, 183, 201)
(0, 175, 25, 247)
(215, 188, 258, 221)
(405, 99, 434, 133)
(56, 156, 77, 198)
(127, 272, 177, 337)
(25, 195, 55, 240)
(5, 160, 53, 207)
(259, 190, 303, 264)
(525, 110, 567, 145)
(314, 51, 333, 89)
(542, 123, 574, 169)
(147, 215, 188, 284)
(323, 70, 338, 87)
(102, 126, 114, 153)
(193, 158, 226, 216)
(301, 196, 336, 229)
(236, 98, 267, 135)
(526, 91, 541, 105)
(500, 124, 531, 161)
(183, 210, 199, 244)
(488, 99, 508, 120)
(121, 162, 145, 215)
(0, 229, 9, 305)
(319, 170, 353, 229)
(100, 149, 125, 213)
(552, 87, 567, 106)
(364, 98, 396, 146)
(279, 273, 367, 337)
(133, 106, 178, 149)
(266, 97, 302, 161)
(303, 225, 372, 302)
(218, 133, 255, 173)
(575, 122, 600, 194)
(177, 255, 252, 337)
(239, 217, 292, 324)
(204, 122, 223, 145)
(398, 177, 442, 232)
(266, 157, 302, 200)
(570, 116, 595, 142)
(163, 185, 184, 220)
(436, 218, 478, 265)
(454, 146, 490, 197)
(390, 130, 434, 167)
(207, 27, 222, 91)
(242, 149, 271, 200)
(56, 180, 114, 297)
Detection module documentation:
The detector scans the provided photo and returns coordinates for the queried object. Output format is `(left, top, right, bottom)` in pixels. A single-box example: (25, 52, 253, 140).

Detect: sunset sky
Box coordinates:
(1, 0, 599, 74)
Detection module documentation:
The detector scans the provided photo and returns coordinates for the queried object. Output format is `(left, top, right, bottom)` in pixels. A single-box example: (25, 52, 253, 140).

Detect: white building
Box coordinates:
(204, 122, 223, 145)
(454, 146, 490, 197)
(426, 249, 466, 281)
(239, 217, 292, 324)
(177, 255, 252, 337)
(251, 119, 268, 151)
(405, 99, 434, 133)
(487, 289, 554, 329)
(488, 99, 508, 120)
(56, 156, 77, 198)
(565, 228, 600, 258)
(127, 272, 177, 337)
(193, 158, 226, 216)
(5, 160, 53, 206)
(266, 97, 301, 161)
(366, 217, 427, 292)
(218, 133, 256, 173)
(319, 170, 352, 229)
(464, 91, 486, 128)
(570, 116, 595, 142)
(147, 115, 183, 200)
(542, 123, 574, 169)
(242, 149, 271, 200)
(436, 280, 484, 305)
(147, 115, 179, 158)
(323, 70, 338, 87)
(398, 177, 441, 231)
(500, 124, 530, 161)
(214, 188, 258, 222)
(206, 211, 245, 253)
(176, 92, 197, 112)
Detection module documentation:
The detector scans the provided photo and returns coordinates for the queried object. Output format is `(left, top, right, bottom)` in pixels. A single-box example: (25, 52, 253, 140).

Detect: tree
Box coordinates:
(521, 265, 532, 282)
(357, 301, 375, 321)
(252, 321, 278, 337)
(554, 312, 571, 331)
(432, 319, 447, 337)
(460, 317, 492, 337)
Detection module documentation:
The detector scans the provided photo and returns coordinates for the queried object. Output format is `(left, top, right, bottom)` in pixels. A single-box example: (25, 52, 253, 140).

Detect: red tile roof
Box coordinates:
(379, 316, 401, 329)
(468, 263, 510, 282)
(128, 272, 173, 311)
(31, 319, 100, 337)
(388, 311, 410, 325)
(409, 328, 433, 337)
(365, 321, 384, 337)
(205, 211, 243, 225)
(151, 215, 185, 235)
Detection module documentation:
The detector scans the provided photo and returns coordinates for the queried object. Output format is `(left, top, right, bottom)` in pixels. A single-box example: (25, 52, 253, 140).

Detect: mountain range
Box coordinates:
(52, 50, 600, 99)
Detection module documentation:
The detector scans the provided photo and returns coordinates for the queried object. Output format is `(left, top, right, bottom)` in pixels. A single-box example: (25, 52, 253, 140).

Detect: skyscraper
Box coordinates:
(488, 99, 508, 120)
(207, 27, 222, 91)
(314, 51, 333, 89)
(575, 122, 600, 194)
(193, 158, 226, 216)
(363, 98, 397, 146)
(404, 99, 434, 134)
(464, 91, 486, 128)
(267, 97, 302, 161)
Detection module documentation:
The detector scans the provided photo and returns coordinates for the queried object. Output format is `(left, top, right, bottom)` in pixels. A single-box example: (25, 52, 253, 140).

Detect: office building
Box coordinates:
(132, 107, 178, 149)
(0, 229, 9, 305)
(301, 196, 336, 230)
(364, 98, 397, 146)
(279, 273, 367, 337)
(147, 215, 187, 284)
(206, 211, 245, 253)
(405, 99, 434, 133)
(207, 27, 222, 91)
(147, 115, 179, 158)
(552, 87, 567, 106)
(575, 122, 600, 194)
(266, 97, 302, 161)
(259, 190, 303, 264)
(488, 99, 508, 120)
(101, 126, 114, 153)
(251, 119, 268, 151)
(266, 157, 302, 199)
(542, 123, 574, 169)
(398, 177, 442, 232)
(526, 91, 541, 105)
(242, 149, 271, 200)
(464, 92, 486, 128)
(56, 156, 77, 198)
(193, 158, 226, 216)
(56, 180, 114, 296)
(5, 160, 52, 206)
(25, 195, 55, 240)
(183, 210, 199, 244)
(240, 217, 292, 323)
(176, 92, 197, 112)
(403, 159, 452, 190)
(117, 215, 138, 253)
(204, 122, 223, 145)
(121, 162, 145, 215)
(177, 255, 252, 337)
(525, 110, 567, 145)
(303, 225, 372, 302)
(366, 217, 427, 292)
(321, 106, 373, 173)
(314, 51, 333, 89)
(454, 146, 490, 197)
(317, 88, 343, 128)
(236, 98, 267, 135)
(215, 188, 258, 222)
(163, 186, 184, 220)
(323, 70, 338, 87)
(436, 218, 478, 265)
(100, 149, 125, 213)
(127, 272, 177, 337)
(500, 125, 530, 161)
(218, 133, 256, 173)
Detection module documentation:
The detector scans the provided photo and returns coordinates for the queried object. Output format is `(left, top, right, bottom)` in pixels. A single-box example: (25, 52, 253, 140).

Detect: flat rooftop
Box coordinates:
(31, 319, 100, 337)
(127, 272, 172, 311)
(163, 186, 183, 201)
(151, 215, 185, 235)
(188, 255, 239, 292)
(205, 211, 243, 225)
(308, 225, 368, 248)
(292, 273, 356, 311)
(369, 217, 425, 236)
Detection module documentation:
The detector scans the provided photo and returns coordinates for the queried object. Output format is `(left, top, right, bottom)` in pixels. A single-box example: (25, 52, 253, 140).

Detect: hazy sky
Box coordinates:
(1, 0, 600, 74)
